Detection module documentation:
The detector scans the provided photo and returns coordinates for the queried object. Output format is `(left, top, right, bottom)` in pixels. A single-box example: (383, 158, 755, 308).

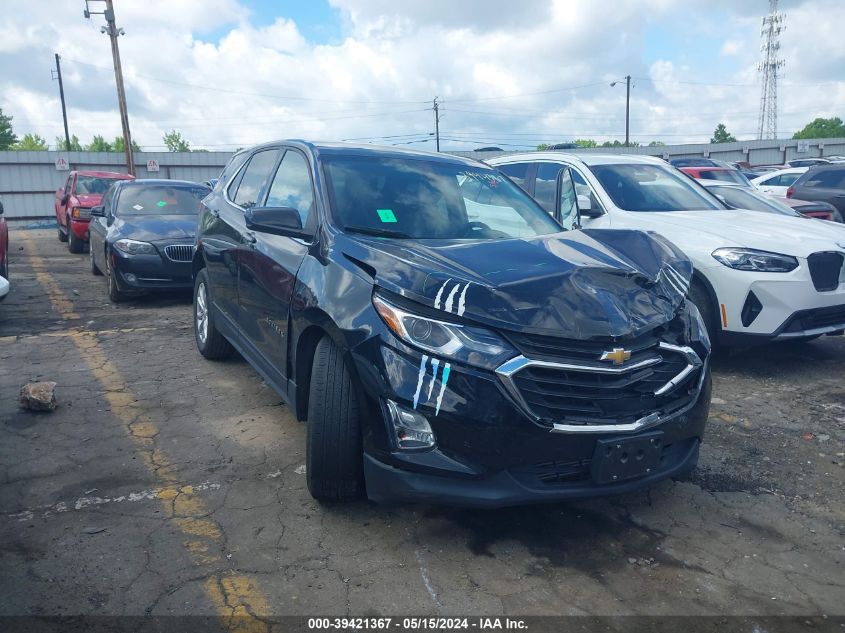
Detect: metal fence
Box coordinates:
(453, 136, 845, 166)
(0, 151, 232, 221)
(2, 137, 843, 221)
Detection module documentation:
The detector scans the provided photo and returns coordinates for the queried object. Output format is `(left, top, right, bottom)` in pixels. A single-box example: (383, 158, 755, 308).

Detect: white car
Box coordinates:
(488, 153, 845, 345)
(751, 167, 808, 197)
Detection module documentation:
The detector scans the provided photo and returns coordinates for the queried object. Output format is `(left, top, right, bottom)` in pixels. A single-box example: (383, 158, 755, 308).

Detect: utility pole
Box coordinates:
(84, 0, 135, 175)
(624, 74, 631, 147)
(610, 76, 632, 146)
(52, 53, 71, 150)
(433, 97, 441, 152)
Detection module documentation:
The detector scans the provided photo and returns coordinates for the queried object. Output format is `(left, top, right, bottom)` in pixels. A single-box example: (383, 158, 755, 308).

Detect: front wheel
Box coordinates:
(105, 250, 127, 303)
(90, 246, 102, 276)
(68, 222, 84, 253)
(193, 268, 233, 359)
(306, 336, 364, 501)
(58, 223, 68, 242)
(688, 279, 719, 349)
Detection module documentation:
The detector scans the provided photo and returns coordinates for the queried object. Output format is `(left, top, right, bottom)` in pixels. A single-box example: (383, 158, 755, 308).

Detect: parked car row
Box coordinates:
(45, 141, 845, 510)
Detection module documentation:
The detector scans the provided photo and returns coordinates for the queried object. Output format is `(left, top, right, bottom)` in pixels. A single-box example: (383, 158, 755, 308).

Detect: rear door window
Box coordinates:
(802, 169, 845, 189)
(229, 150, 280, 208)
(496, 162, 533, 193)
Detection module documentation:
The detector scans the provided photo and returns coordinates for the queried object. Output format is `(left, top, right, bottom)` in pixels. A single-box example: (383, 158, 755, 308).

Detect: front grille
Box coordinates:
(501, 325, 702, 427)
(163, 244, 194, 262)
(807, 252, 843, 292)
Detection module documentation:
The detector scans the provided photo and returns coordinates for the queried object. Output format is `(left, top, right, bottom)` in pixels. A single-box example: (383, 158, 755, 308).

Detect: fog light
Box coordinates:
(124, 273, 137, 283)
(385, 400, 435, 450)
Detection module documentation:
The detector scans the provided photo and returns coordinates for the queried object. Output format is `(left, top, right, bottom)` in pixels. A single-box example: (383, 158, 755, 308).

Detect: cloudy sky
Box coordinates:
(1, 0, 843, 151)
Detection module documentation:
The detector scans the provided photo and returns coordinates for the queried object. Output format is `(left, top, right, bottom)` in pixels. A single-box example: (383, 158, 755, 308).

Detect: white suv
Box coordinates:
(488, 153, 845, 345)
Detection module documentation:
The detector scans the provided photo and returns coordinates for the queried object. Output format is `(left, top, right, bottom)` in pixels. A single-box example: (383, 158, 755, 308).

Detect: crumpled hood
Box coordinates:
(113, 214, 196, 242)
(617, 209, 845, 258)
(339, 229, 693, 339)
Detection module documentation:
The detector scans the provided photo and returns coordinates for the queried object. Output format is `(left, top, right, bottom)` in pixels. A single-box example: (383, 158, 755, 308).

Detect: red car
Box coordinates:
(55, 170, 135, 253)
(0, 199, 8, 300)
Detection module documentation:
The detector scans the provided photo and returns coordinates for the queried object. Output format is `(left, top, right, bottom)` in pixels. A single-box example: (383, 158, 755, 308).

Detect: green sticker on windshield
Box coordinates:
(377, 209, 397, 223)
(156, 200, 167, 207)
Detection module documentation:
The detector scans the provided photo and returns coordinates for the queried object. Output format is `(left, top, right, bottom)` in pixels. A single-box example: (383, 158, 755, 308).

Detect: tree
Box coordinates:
(711, 123, 736, 143)
(55, 135, 83, 151)
(113, 136, 141, 152)
(12, 133, 48, 150)
(536, 143, 549, 151)
(574, 139, 597, 148)
(600, 139, 640, 148)
(163, 130, 190, 152)
(648, 140, 666, 147)
(0, 108, 17, 149)
(793, 117, 845, 139)
(87, 135, 113, 152)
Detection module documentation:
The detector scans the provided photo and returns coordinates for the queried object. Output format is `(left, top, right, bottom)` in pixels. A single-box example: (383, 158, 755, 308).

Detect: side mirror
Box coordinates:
(578, 194, 603, 218)
(555, 167, 580, 230)
(90, 206, 105, 217)
(245, 206, 310, 238)
(61, 194, 70, 205)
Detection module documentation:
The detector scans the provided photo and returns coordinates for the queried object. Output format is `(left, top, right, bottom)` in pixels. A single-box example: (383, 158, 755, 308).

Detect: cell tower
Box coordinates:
(757, 0, 785, 139)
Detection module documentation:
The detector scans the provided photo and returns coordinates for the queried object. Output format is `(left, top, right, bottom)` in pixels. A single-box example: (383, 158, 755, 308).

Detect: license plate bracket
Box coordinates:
(591, 431, 664, 485)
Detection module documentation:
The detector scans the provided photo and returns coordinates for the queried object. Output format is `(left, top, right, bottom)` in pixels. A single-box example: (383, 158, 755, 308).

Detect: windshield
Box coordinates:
(589, 164, 723, 212)
(323, 156, 561, 239)
(76, 176, 123, 195)
(696, 169, 751, 186)
(707, 185, 800, 216)
(116, 184, 210, 216)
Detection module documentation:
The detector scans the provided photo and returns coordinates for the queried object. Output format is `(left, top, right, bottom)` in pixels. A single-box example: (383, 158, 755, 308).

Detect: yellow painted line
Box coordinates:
(19, 236, 271, 628)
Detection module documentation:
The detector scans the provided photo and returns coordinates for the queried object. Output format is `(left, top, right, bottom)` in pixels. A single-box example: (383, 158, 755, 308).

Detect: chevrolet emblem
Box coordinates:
(600, 347, 632, 365)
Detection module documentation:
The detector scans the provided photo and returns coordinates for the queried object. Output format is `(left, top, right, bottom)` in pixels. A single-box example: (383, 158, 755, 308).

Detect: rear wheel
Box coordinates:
(105, 249, 127, 303)
(688, 278, 719, 349)
(67, 221, 84, 253)
(193, 268, 233, 359)
(306, 336, 364, 501)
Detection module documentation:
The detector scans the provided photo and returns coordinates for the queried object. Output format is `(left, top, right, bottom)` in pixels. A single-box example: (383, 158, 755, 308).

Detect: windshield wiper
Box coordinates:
(344, 225, 412, 239)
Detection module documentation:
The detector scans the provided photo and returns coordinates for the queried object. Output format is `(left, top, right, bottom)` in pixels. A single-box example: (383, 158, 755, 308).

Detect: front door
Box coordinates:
(237, 149, 315, 379)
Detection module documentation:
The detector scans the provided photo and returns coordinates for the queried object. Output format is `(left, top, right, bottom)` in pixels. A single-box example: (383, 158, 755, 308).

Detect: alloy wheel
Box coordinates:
(196, 281, 208, 345)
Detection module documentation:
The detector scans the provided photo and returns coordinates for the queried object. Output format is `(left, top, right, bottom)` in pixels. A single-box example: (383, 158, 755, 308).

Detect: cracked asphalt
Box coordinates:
(1, 229, 843, 622)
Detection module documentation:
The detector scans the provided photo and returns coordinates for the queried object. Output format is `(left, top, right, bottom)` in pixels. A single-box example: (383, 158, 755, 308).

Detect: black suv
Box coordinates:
(788, 164, 845, 221)
(192, 141, 712, 507)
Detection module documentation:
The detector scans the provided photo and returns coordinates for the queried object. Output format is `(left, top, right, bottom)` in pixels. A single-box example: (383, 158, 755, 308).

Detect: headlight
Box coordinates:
(373, 294, 515, 370)
(114, 239, 155, 255)
(711, 248, 797, 273)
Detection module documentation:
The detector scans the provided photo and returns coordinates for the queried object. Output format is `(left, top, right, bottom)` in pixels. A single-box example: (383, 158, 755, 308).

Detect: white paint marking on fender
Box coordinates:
(457, 283, 472, 316)
(412, 354, 429, 409)
(433, 279, 452, 309)
(665, 265, 689, 292)
(444, 283, 461, 314)
(661, 269, 684, 296)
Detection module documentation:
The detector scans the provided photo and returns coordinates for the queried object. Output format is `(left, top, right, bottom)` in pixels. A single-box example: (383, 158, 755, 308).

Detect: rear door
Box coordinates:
(201, 149, 280, 329)
(237, 148, 315, 380)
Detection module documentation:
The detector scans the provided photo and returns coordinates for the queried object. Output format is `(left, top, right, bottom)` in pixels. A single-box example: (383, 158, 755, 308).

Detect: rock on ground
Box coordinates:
(19, 381, 58, 411)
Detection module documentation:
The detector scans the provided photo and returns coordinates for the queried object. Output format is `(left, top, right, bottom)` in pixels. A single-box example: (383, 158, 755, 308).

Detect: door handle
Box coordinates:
(243, 232, 257, 246)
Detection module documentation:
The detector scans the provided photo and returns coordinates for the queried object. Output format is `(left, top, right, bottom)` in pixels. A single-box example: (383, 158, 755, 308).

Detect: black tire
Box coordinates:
(688, 278, 719, 349)
(68, 223, 84, 253)
(58, 224, 68, 242)
(306, 336, 364, 501)
(90, 246, 102, 276)
(193, 268, 233, 360)
(105, 250, 127, 303)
